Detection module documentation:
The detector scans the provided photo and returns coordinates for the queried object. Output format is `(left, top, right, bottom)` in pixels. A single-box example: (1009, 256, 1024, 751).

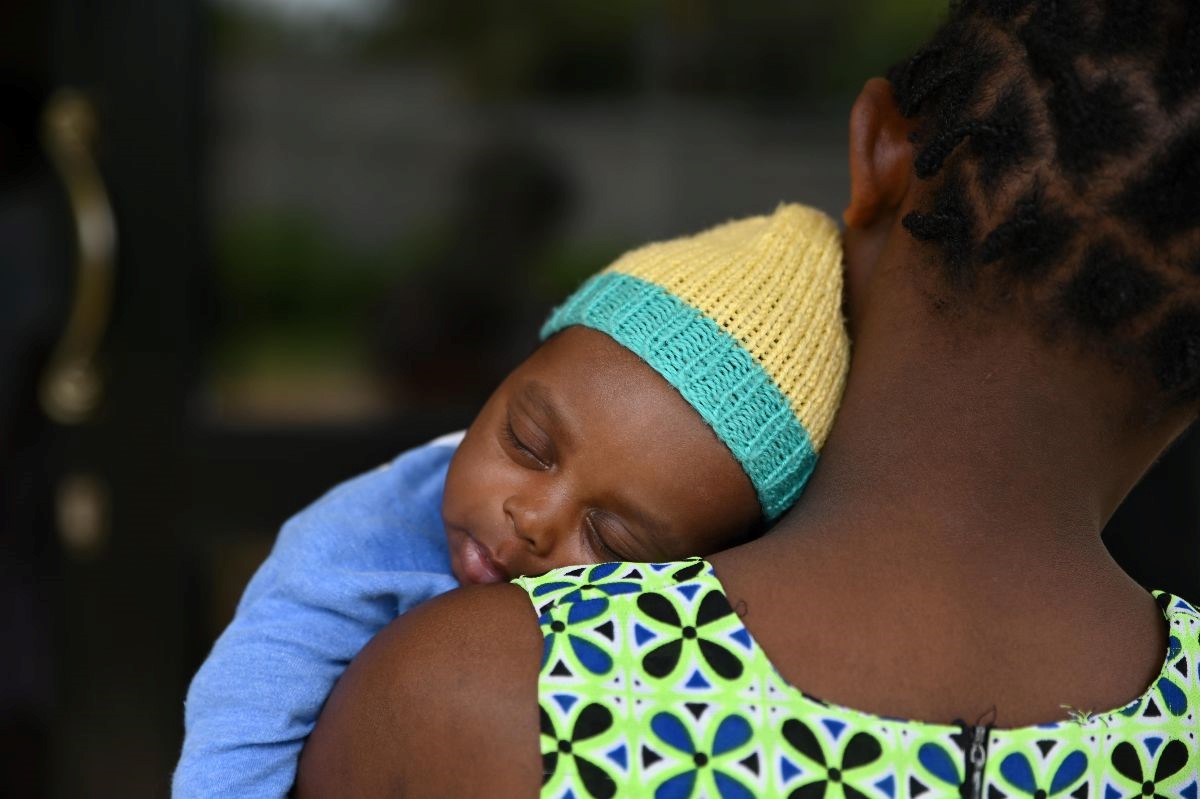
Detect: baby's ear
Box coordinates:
(844, 78, 916, 229)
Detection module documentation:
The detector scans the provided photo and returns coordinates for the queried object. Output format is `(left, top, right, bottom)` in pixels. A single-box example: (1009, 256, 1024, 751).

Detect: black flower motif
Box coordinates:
(637, 589, 743, 680)
(781, 719, 883, 799)
(540, 702, 617, 799)
(1111, 739, 1189, 799)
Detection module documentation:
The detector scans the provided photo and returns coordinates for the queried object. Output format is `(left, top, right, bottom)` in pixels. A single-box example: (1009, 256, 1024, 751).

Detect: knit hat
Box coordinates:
(541, 203, 849, 520)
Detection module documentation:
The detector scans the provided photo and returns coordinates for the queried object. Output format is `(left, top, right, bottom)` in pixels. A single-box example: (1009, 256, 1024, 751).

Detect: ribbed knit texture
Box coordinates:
(541, 204, 849, 520)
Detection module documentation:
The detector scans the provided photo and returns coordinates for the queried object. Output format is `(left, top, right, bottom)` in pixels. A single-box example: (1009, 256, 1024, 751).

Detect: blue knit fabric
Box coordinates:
(541, 272, 816, 520)
(173, 438, 461, 799)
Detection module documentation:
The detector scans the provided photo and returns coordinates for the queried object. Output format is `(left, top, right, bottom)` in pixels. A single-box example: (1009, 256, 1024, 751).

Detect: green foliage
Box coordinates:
(212, 211, 444, 374)
(211, 209, 631, 376)
(215, 211, 439, 324)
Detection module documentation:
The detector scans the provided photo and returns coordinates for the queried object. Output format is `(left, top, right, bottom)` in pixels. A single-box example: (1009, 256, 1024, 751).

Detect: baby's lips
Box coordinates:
(459, 534, 509, 585)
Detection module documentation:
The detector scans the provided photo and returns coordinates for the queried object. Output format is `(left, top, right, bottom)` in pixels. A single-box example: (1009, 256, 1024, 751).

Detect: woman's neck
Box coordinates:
(713, 306, 1173, 726)
(773, 303, 1177, 578)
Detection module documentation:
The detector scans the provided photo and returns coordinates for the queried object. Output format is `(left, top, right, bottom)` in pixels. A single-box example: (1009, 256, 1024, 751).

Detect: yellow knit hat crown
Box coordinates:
(542, 204, 849, 519)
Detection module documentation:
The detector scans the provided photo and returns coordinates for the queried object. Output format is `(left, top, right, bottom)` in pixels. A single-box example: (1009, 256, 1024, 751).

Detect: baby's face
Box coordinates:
(441, 326, 760, 585)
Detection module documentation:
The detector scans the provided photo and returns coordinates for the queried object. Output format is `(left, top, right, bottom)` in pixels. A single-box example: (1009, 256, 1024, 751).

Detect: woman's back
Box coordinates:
(708, 525, 1170, 731)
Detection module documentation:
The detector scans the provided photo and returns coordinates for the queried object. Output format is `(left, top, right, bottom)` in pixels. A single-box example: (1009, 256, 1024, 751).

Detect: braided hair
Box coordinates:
(888, 0, 1200, 408)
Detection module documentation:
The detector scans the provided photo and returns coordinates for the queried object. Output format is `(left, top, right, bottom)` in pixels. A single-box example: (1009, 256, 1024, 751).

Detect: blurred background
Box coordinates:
(1, 0, 1196, 795)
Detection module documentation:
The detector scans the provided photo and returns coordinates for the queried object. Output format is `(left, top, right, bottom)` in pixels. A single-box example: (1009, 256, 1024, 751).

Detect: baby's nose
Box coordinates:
(505, 492, 570, 557)
(511, 505, 555, 556)
(492, 513, 559, 580)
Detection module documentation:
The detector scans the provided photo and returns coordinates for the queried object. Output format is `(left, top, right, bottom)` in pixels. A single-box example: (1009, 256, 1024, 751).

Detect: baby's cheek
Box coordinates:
(448, 428, 495, 486)
(442, 452, 488, 524)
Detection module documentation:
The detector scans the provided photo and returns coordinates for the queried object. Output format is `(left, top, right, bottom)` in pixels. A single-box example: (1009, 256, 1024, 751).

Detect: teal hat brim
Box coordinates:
(541, 272, 816, 520)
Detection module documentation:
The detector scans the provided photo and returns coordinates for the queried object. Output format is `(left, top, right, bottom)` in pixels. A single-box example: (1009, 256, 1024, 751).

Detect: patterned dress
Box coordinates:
(512, 559, 1200, 799)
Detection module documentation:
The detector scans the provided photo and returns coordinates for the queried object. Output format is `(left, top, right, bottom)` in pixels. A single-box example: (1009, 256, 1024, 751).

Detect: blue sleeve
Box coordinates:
(172, 436, 463, 799)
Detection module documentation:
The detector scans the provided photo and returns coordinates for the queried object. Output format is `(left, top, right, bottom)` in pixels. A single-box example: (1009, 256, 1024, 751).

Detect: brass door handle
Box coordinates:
(39, 89, 117, 425)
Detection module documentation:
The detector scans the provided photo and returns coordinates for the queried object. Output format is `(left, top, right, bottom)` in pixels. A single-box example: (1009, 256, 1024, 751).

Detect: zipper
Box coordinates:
(962, 723, 990, 799)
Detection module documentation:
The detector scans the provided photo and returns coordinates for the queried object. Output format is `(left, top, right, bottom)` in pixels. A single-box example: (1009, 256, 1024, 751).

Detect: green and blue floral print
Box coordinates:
(513, 559, 1199, 799)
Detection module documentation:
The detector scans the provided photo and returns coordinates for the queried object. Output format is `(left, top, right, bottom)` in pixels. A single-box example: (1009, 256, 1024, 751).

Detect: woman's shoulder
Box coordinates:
(295, 583, 544, 798)
(295, 559, 715, 797)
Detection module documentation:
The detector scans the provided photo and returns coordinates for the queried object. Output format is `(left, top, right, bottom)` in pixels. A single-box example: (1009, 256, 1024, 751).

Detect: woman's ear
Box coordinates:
(844, 78, 916, 229)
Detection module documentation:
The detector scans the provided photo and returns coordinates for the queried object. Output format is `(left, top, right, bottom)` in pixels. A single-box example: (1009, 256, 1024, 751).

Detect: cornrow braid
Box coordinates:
(890, 0, 1200, 407)
(1059, 242, 1165, 334)
(1093, 0, 1160, 57)
(1114, 122, 1200, 242)
(901, 166, 978, 288)
(1018, 3, 1146, 178)
(1155, 2, 1200, 112)
(889, 44, 955, 117)
(977, 183, 1073, 281)
(1017, 0, 1085, 81)
(970, 83, 1036, 190)
(1149, 309, 1200, 399)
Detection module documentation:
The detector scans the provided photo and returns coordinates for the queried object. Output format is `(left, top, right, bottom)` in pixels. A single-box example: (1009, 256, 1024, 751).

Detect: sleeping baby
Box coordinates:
(173, 203, 849, 798)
